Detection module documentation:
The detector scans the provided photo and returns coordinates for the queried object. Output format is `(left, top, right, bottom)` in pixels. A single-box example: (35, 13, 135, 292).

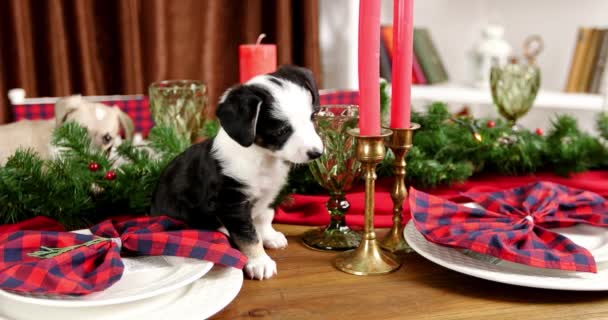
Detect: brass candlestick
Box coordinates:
(380, 123, 420, 253)
(334, 128, 401, 275)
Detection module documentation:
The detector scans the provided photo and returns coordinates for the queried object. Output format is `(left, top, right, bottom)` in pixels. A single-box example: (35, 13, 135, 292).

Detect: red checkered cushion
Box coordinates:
(319, 90, 359, 106)
(11, 96, 154, 137)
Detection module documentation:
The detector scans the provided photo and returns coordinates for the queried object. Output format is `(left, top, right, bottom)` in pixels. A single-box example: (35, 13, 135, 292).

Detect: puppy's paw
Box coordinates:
(244, 254, 277, 280)
(263, 231, 288, 249)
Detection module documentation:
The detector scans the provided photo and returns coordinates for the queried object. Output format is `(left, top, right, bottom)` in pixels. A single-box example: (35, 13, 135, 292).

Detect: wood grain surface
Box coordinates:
(212, 227, 608, 320)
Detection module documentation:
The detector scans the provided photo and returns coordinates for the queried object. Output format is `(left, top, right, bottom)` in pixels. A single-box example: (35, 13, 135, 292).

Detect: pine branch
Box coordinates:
(147, 125, 190, 158)
(545, 115, 606, 175)
(597, 112, 608, 141)
(201, 119, 220, 139)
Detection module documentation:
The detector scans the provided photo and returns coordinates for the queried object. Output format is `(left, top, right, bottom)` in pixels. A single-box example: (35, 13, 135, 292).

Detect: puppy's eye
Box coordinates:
(102, 133, 113, 144)
(274, 126, 290, 136)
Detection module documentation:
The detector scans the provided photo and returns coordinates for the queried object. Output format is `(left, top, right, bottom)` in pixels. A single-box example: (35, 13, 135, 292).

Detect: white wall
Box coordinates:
(319, 0, 360, 90)
(321, 0, 608, 91)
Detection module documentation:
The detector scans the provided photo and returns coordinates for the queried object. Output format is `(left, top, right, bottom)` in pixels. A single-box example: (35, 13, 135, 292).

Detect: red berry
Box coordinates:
(88, 162, 99, 172)
(535, 128, 544, 136)
(104, 171, 116, 180)
(486, 120, 496, 128)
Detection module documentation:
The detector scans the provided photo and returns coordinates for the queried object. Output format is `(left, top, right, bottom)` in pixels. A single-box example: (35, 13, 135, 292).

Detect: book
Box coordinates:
(412, 54, 427, 84)
(379, 38, 392, 82)
(380, 25, 423, 84)
(413, 28, 449, 84)
(381, 26, 394, 57)
(565, 27, 594, 92)
(589, 29, 608, 93)
(579, 28, 603, 92)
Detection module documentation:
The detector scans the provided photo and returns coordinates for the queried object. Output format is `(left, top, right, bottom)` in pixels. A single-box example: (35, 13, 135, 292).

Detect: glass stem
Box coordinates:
(326, 192, 349, 231)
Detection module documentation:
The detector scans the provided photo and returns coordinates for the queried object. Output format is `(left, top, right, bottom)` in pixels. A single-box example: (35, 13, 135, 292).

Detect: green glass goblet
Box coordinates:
(490, 63, 540, 126)
(302, 105, 362, 251)
(149, 80, 208, 143)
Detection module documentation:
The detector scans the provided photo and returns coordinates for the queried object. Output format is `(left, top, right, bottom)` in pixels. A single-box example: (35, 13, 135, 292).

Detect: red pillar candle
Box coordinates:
(390, 0, 414, 129)
(239, 34, 277, 83)
(358, 0, 382, 136)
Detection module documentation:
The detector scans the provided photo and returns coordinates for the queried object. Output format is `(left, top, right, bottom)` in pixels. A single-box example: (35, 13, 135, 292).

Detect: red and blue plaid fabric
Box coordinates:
(0, 216, 246, 295)
(319, 90, 359, 106)
(11, 96, 154, 137)
(410, 181, 608, 273)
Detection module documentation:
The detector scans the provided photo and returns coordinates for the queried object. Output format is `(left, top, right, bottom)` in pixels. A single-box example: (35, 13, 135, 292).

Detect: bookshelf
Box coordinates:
(319, 0, 608, 131)
(411, 84, 607, 112)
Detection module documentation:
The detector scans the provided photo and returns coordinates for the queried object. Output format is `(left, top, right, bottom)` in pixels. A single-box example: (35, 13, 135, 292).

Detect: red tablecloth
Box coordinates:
(274, 171, 608, 228)
(2, 172, 607, 231)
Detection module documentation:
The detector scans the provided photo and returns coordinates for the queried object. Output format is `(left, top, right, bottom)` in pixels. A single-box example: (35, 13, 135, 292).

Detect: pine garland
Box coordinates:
(2, 89, 608, 227)
(597, 112, 608, 141)
(0, 122, 189, 229)
(284, 102, 608, 195)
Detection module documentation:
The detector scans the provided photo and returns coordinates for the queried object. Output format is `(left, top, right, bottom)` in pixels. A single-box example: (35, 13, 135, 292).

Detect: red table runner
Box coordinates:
(274, 171, 608, 228)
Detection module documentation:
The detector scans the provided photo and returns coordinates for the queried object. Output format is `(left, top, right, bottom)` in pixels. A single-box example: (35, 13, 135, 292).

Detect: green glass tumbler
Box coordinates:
(149, 80, 207, 142)
(302, 105, 362, 251)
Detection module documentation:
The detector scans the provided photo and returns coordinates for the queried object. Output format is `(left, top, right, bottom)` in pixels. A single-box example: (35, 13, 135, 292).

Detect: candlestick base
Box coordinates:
(334, 236, 400, 276)
(380, 123, 420, 253)
(334, 128, 401, 275)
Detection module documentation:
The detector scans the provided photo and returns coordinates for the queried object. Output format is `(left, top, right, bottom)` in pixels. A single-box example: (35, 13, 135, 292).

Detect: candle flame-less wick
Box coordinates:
(256, 33, 266, 45)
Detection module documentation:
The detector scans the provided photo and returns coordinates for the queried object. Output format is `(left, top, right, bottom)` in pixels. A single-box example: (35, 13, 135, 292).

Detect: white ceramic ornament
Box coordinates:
(472, 25, 512, 88)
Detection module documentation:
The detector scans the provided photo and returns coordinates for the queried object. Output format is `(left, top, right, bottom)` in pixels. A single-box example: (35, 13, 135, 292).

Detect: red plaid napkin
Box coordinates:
(0, 216, 246, 295)
(410, 182, 608, 273)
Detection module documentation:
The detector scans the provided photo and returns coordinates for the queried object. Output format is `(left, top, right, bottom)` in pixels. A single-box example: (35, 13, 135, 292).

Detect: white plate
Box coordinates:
(0, 254, 213, 307)
(0, 228, 214, 307)
(0, 265, 243, 320)
(405, 221, 608, 291)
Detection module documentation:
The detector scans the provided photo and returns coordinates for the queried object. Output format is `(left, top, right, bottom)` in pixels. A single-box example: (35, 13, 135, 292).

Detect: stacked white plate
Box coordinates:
(0, 233, 243, 319)
(405, 219, 608, 291)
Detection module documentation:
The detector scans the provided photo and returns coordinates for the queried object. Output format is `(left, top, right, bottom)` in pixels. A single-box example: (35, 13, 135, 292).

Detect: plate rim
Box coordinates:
(155, 265, 244, 320)
(0, 257, 214, 307)
(405, 221, 608, 291)
(0, 265, 244, 320)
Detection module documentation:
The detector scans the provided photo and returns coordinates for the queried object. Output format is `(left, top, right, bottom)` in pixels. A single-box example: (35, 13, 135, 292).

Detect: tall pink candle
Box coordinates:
(390, 0, 414, 129)
(358, 0, 381, 136)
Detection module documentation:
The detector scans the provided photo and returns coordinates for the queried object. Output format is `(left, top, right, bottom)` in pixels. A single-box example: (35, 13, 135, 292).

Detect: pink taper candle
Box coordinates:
(389, 0, 414, 129)
(358, 0, 382, 136)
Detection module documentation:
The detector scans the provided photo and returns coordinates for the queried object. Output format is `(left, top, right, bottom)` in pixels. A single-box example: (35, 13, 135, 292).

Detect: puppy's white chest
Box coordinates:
(248, 160, 288, 200)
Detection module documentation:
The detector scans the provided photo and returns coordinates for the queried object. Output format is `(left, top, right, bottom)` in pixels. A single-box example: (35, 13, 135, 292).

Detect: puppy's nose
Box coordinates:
(307, 149, 323, 160)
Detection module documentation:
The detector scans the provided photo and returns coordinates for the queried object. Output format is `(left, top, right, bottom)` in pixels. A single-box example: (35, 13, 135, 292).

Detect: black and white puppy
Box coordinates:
(151, 65, 323, 280)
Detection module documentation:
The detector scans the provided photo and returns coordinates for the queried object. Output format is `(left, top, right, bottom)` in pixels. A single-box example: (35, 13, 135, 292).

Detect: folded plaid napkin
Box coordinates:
(410, 182, 608, 273)
(0, 216, 246, 295)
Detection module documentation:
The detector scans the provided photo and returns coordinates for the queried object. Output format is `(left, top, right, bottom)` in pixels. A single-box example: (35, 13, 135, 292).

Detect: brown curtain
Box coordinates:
(0, 0, 321, 124)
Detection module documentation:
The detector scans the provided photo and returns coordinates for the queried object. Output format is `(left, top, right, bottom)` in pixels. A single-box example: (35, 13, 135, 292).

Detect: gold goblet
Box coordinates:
(302, 105, 362, 251)
(334, 128, 401, 275)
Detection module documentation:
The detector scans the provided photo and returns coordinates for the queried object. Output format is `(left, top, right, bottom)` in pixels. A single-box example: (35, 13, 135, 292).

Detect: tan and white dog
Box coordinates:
(0, 95, 134, 165)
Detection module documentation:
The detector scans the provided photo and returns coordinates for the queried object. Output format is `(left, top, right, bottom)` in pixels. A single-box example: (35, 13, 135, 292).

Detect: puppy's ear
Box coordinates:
(113, 106, 135, 141)
(216, 86, 262, 147)
(54, 95, 83, 126)
(271, 65, 320, 107)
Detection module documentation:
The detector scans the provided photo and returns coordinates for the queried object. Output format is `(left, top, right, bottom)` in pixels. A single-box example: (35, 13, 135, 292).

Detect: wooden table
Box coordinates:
(212, 227, 608, 320)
